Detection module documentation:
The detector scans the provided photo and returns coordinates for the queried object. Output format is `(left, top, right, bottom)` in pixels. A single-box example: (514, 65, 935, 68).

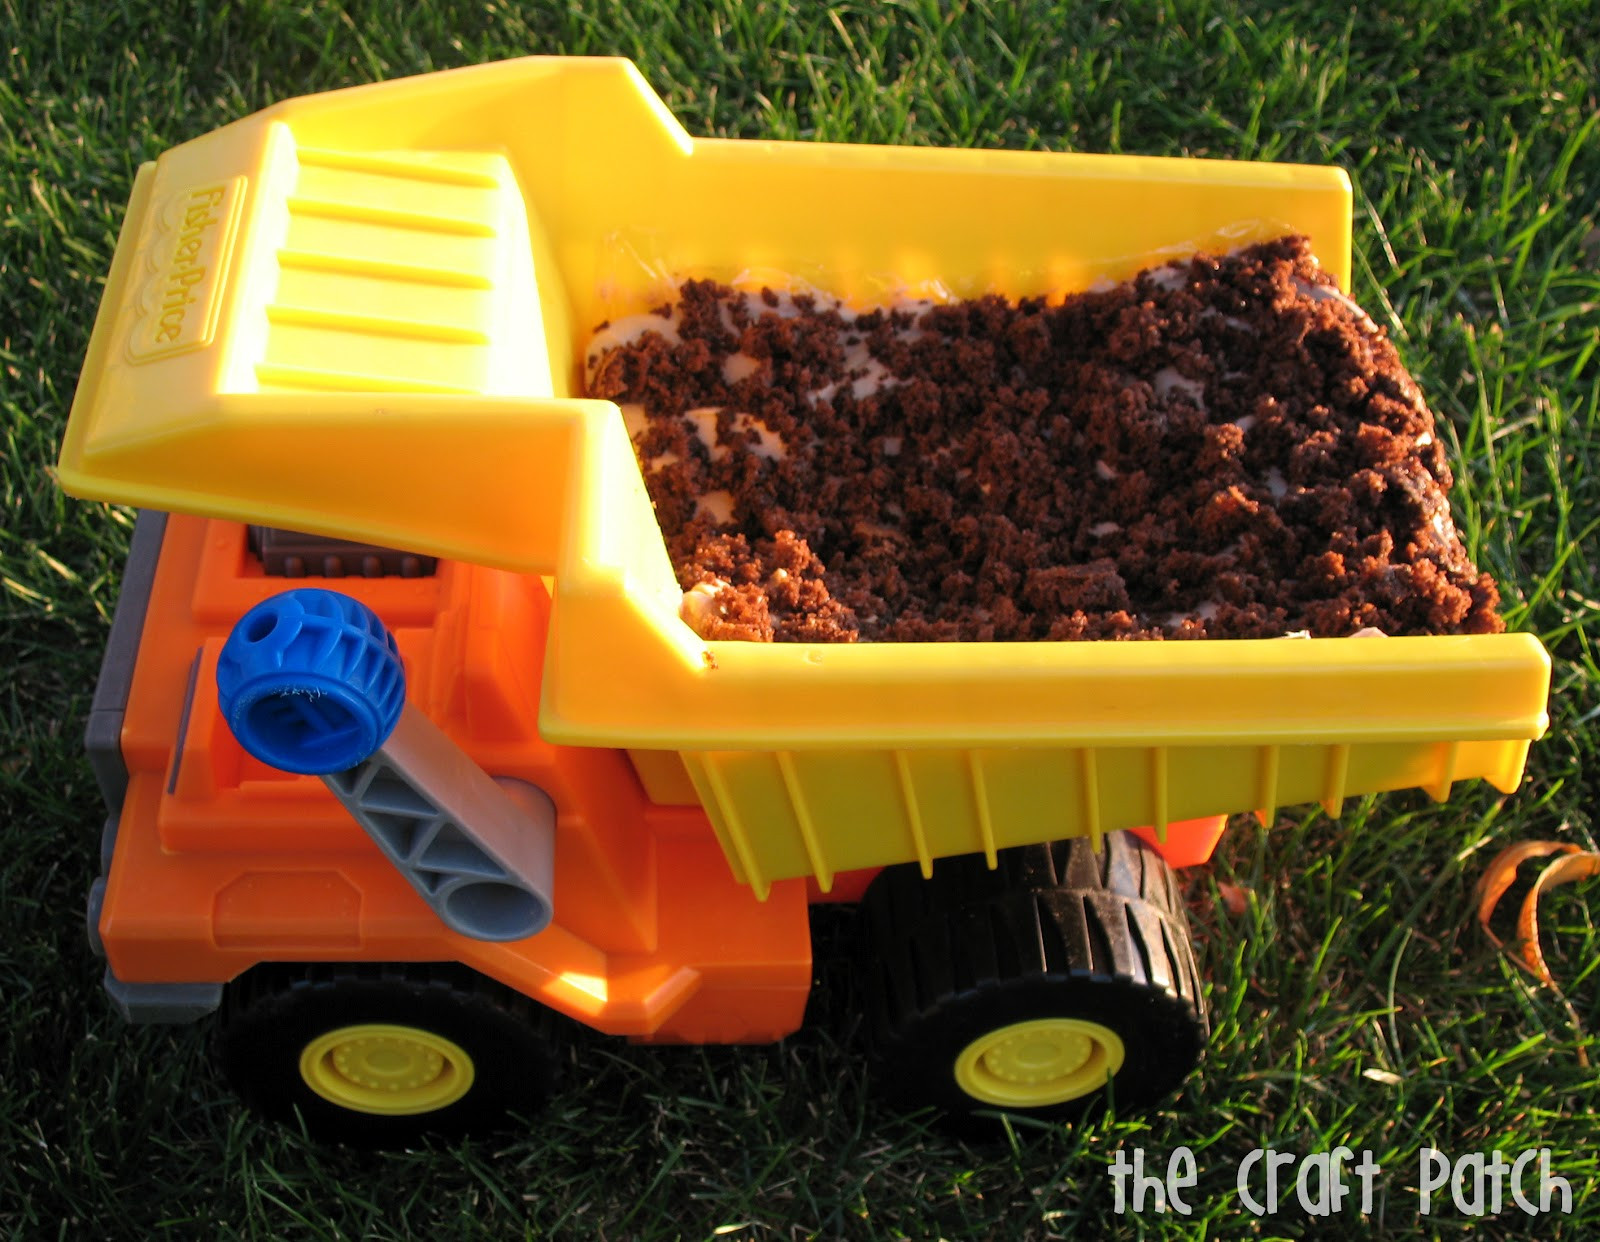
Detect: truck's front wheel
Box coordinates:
(214, 962, 559, 1146)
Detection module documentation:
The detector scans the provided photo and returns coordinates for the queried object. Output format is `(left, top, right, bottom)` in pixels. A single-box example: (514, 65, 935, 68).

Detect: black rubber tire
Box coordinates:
(859, 831, 1207, 1126)
(214, 962, 559, 1146)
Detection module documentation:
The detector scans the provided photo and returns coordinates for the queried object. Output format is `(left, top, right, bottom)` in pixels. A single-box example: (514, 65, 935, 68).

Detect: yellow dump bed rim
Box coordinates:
(57, 57, 1548, 893)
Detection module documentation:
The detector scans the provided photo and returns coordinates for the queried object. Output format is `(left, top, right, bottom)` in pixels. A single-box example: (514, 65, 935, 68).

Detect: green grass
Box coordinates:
(4, 0, 1598, 1237)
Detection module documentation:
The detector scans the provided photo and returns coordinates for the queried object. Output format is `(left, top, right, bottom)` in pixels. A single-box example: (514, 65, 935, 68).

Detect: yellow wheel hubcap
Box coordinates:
(954, 1018, 1126, 1107)
(300, 1024, 475, 1116)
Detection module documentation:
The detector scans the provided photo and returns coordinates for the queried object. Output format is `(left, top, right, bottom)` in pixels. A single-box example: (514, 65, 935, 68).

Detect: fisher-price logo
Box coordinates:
(129, 178, 243, 361)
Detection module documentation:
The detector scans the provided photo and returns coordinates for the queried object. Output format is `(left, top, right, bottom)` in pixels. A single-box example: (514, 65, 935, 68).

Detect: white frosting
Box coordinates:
(680, 579, 730, 629)
(585, 313, 680, 372)
(680, 407, 788, 463)
(695, 489, 737, 523)
(1154, 366, 1206, 408)
(1292, 276, 1380, 332)
(723, 352, 764, 383)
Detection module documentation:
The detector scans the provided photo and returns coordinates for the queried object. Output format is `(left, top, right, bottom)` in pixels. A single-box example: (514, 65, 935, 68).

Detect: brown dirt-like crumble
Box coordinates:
(585, 236, 1504, 643)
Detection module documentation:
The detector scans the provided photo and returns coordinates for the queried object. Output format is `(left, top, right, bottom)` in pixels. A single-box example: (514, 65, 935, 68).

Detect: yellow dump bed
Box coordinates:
(59, 57, 1550, 895)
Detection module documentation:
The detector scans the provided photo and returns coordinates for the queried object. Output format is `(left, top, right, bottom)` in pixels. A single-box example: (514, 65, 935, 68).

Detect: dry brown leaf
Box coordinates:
(1516, 850, 1600, 986)
(1474, 839, 1581, 940)
(1475, 840, 1600, 1068)
(1217, 882, 1250, 916)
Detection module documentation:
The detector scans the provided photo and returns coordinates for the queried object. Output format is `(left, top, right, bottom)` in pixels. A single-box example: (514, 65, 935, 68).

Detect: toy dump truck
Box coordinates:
(58, 57, 1552, 1143)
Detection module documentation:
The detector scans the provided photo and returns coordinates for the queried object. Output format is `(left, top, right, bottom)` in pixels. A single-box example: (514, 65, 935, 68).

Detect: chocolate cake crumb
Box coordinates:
(585, 237, 1504, 643)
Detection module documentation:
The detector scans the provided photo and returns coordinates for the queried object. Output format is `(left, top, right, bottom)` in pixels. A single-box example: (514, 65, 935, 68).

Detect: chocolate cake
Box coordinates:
(585, 236, 1504, 643)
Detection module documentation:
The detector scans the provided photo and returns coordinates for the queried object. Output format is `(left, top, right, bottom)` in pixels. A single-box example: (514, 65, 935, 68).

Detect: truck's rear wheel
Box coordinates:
(859, 831, 1207, 1126)
(215, 962, 559, 1146)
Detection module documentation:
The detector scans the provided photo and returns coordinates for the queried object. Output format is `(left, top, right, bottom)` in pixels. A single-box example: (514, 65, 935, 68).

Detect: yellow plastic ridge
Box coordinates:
(1151, 747, 1171, 841)
(894, 751, 935, 880)
(1081, 748, 1104, 854)
(252, 364, 476, 394)
(276, 249, 495, 288)
(1255, 745, 1280, 830)
(284, 197, 498, 236)
(1322, 743, 1351, 818)
(775, 752, 832, 892)
(965, 752, 999, 869)
(296, 145, 502, 187)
